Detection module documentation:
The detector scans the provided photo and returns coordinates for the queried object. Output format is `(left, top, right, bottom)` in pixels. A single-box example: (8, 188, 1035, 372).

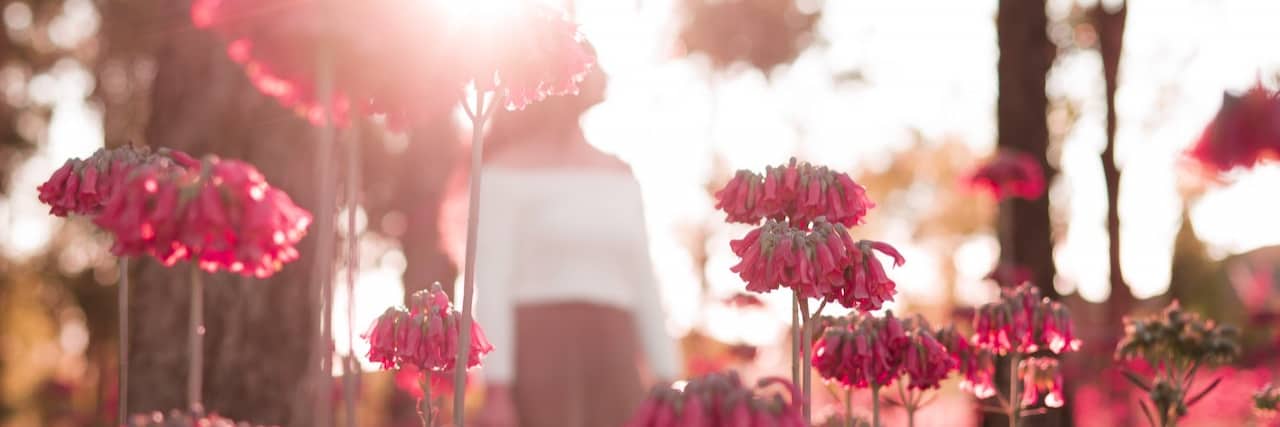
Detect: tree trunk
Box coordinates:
(991, 1, 1069, 426)
(1094, 4, 1137, 426)
(126, 2, 328, 426)
(401, 120, 461, 299)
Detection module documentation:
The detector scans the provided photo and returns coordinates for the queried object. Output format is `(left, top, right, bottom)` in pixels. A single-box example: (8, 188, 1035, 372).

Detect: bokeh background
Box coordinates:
(2, 0, 1280, 426)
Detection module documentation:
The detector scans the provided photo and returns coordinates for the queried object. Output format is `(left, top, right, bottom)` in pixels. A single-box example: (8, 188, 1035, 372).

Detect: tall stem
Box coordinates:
(791, 293, 801, 388)
(187, 266, 204, 408)
(420, 374, 434, 427)
(871, 384, 880, 427)
(1009, 353, 1021, 427)
(844, 387, 853, 427)
(798, 299, 812, 424)
(309, 28, 338, 427)
(454, 92, 500, 427)
(117, 258, 129, 424)
(342, 130, 360, 427)
(899, 379, 915, 427)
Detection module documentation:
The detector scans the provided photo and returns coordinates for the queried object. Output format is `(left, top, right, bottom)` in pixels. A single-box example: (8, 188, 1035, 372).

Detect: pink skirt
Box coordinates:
(514, 302, 646, 427)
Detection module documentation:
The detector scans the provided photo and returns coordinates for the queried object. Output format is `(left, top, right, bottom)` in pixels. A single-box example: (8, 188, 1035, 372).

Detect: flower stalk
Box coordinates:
(118, 257, 129, 426)
(187, 265, 204, 407)
(453, 90, 503, 427)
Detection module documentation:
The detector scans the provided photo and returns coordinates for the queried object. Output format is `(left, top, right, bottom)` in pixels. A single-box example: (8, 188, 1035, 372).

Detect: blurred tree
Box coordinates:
(992, 0, 1070, 426)
(675, 0, 821, 74)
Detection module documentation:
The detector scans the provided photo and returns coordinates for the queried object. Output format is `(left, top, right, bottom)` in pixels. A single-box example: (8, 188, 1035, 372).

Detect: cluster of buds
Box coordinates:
(715, 158, 874, 228)
(625, 372, 804, 427)
(934, 325, 996, 399)
(1185, 84, 1280, 174)
(812, 312, 955, 390)
(126, 405, 274, 427)
(1018, 357, 1065, 408)
(1254, 383, 1280, 419)
(972, 284, 1081, 355)
(963, 150, 1046, 201)
(37, 145, 196, 217)
(729, 218, 903, 310)
(91, 156, 312, 278)
(363, 283, 493, 373)
(191, 0, 596, 130)
(1116, 301, 1241, 367)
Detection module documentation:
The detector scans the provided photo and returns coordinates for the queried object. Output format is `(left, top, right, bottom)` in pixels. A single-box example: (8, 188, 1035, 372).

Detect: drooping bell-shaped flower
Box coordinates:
(37, 145, 195, 217)
(624, 372, 804, 427)
(362, 283, 493, 373)
(964, 150, 1046, 201)
(973, 284, 1081, 356)
(1185, 84, 1280, 175)
(1019, 357, 1065, 408)
(900, 317, 956, 390)
(94, 163, 198, 265)
(934, 325, 996, 399)
(839, 240, 904, 312)
(714, 158, 874, 228)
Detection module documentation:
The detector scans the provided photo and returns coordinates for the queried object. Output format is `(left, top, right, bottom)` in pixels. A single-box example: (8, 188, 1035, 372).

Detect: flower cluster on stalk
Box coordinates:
(1114, 302, 1240, 427)
(363, 283, 493, 373)
(1115, 301, 1241, 367)
(811, 312, 955, 390)
(972, 284, 1081, 356)
(935, 325, 996, 399)
(93, 156, 312, 277)
(963, 150, 1046, 201)
(37, 145, 196, 217)
(717, 159, 902, 311)
(625, 372, 805, 427)
(1185, 84, 1280, 174)
(37, 147, 311, 278)
(191, 0, 596, 129)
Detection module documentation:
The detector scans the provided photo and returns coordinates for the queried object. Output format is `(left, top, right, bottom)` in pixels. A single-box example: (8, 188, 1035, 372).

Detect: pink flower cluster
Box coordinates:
(625, 372, 805, 427)
(1186, 85, 1280, 174)
(964, 150, 1046, 201)
(715, 158, 874, 227)
(37, 146, 196, 217)
(811, 312, 955, 390)
(1019, 357, 1065, 408)
(191, 0, 596, 129)
(729, 218, 903, 311)
(972, 284, 1081, 355)
(934, 325, 996, 399)
(92, 156, 312, 278)
(363, 283, 494, 373)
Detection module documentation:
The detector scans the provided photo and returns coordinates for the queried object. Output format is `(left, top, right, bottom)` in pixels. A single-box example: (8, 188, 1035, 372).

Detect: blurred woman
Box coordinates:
(454, 68, 680, 427)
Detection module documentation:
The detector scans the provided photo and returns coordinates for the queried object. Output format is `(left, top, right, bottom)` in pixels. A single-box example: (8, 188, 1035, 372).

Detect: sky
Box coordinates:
(5, 0, 1280, 371)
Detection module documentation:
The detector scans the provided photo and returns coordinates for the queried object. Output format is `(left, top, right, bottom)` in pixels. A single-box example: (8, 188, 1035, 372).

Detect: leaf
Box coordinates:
(1138, 400, 1158, 427)
(1121, 369, 1152, 392)
(1185, 377, 1223, 407)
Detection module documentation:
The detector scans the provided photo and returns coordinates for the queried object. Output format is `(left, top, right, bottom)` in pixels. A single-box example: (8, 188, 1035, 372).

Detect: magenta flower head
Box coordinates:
(934, 325, 996, 399)
(900, 316, 956, 390)
(462, 1, 597, 111)
(93, 162, 198, 265)
(728, 219, 903, 311)
(363, 283, 493, 373)
(625, 371, 805, 427)
(964, 150, 1045, 201)
(37, 145, 195, 217)
(972, 284, 1081, 355)
(1019, 357, 1065, 408)
(813, 312, 955, 391)
(1185, 84, 1280, 175)
(715, 158, 874, 228)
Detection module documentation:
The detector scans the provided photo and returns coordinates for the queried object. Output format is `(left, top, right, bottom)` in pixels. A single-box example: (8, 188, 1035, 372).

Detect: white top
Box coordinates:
(474, 167, 681, 384)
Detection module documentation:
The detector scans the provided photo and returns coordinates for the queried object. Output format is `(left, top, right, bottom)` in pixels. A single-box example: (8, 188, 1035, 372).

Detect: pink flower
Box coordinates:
(94, 163, 195, 264)
(361, 283, 493, 373)
(714, 158, 875, 228)
(1185, 84, 1280, 174)
(901, 321, 955, 390)
(465, 2, 597, 111)
(972, 284, 1080, 355)
(838, 240, 904, 311)
(964, 150, 1046, 201)
(812, 312, 911, 389)
(1019, 357, 1065, 408)
(935, 325, 996, 398)
(38, 146, 192, 217)
(625, 372, 804, 427)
